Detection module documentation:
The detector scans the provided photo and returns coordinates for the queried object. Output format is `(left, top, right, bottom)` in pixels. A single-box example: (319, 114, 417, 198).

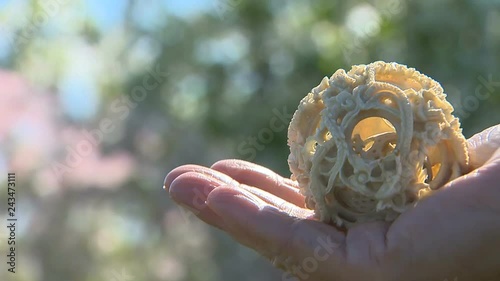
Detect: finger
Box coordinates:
(164, 164, 238, 190)
(166, 165, 311, 218)
(169, 171, 235, 229)
(238, 183, 314, 219)
(207, 186, 346, 279)
(467, 124, 500, 169)
(211, 159, 306, 207)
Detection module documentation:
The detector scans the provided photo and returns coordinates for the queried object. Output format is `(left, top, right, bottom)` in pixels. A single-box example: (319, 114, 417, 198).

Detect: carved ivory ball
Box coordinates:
(287, 61, 469, 227)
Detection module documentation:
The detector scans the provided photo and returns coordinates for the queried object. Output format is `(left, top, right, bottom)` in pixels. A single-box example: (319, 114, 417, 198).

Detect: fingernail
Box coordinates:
(169, 172, 223, 211)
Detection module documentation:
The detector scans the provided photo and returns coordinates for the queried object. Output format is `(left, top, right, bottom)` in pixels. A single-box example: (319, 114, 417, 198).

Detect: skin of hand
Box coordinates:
(164, 125, 500, 281)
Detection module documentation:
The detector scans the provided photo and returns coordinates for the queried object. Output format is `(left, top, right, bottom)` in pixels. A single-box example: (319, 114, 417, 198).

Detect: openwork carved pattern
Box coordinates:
(287, 61, 469, 227)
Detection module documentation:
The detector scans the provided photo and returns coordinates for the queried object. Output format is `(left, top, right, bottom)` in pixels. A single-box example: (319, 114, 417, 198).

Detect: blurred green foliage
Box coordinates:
(0, 0, 499, 281)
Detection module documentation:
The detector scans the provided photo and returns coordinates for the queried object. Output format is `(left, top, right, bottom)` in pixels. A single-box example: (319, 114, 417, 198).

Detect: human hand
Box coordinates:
(164, 125, 500, 281)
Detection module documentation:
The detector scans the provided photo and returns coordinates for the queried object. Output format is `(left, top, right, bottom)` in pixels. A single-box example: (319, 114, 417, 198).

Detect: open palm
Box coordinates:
(164, 125, 500, 281)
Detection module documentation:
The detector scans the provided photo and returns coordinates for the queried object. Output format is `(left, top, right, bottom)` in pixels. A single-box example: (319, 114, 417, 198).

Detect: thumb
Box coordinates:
(467, 124, 500, 169)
